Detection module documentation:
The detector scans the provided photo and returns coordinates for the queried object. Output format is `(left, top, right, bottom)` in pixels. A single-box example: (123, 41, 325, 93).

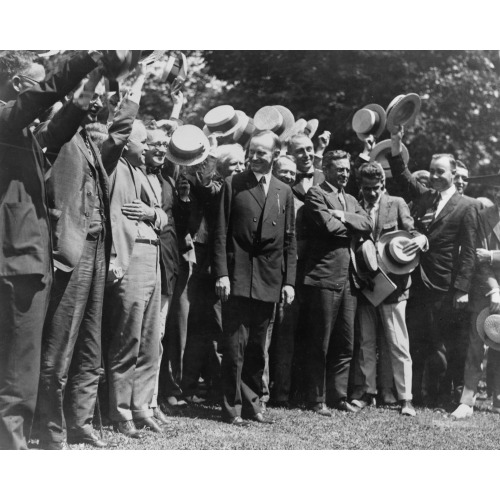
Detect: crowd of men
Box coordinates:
(1, 50, 500, 450)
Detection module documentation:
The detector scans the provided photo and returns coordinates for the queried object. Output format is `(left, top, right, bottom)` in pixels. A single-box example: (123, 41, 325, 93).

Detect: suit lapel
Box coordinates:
(322, 182, 342, 210)
(76, 131, 95, 166)
(376, 194, 390, 239)
(486, 206, 500, 244)
(246, 171, 265, 209)
(429, 192, 459, 228)
(263, 175, 280, 222)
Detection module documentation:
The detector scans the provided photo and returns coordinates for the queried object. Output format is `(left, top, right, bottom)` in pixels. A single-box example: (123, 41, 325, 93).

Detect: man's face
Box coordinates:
(429, 157, 454, 192)
(274, 158, 297, 186)
(454, 166, 469, 195)
(145, 129, 169, 173)
(15, 62, 45, 93)
(83, 80, 105, 124)
(248, 135, 278, 174)
(223, 149, 245, 177)
(360, 177, 384, 205)
(288, 136, 315, 173)
(324, 158, 350, 189)
(125, 122, 149, 167)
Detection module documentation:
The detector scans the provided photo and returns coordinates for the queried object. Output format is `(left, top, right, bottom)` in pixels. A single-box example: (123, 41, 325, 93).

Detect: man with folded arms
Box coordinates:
(350, 162, 427, 416)
(388, 129, 477, 407)
(214, 130, 296, 426)
(0, 50, 102, 450)
(302, 150, 372, 415)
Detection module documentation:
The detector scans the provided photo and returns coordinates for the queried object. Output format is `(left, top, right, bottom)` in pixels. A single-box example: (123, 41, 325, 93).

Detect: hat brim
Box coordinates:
(305, 119, 319, 138)
(203, 110, 244, 140)
(377, 230, 420, 275)
(369, 140, 409, 179)
(165, 133, 210, 167)
(355, 104, 387, 140)
(476, 308, 500, 351)
(351, 240, 378, 278)
(386, 93, 421, 133)
(288, 118, 308, 138)
(274, 105, 296, 141)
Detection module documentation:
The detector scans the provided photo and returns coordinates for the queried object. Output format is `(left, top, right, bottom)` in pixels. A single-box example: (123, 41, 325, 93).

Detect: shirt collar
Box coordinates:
(324, 180, 339, 193)
(438, 184, 456, 201)
(254, 170, 272, 185)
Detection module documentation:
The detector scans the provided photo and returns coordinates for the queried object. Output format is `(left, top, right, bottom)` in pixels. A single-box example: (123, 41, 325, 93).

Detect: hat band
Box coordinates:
(206, 113, 239, 134)
(169, 142, 206, 161)
(385, 243, 408, 266)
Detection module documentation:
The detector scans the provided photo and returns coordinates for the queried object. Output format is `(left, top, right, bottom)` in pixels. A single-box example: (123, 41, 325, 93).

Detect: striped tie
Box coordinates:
(420, 193, 440, 231)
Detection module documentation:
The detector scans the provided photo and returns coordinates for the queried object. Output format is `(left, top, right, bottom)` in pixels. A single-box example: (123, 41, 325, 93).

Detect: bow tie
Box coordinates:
(297, 172, 314, 180)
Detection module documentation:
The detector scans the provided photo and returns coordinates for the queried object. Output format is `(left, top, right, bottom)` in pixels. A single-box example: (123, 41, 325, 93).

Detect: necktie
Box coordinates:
(338, 190, 347, 211)
(367, 203, 376, 236)
(420, 193, 440, 231)
(259, 175, 267, 195)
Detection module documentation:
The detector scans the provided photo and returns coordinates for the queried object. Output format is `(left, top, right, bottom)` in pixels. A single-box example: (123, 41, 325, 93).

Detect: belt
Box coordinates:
(135, 238, 159, 246)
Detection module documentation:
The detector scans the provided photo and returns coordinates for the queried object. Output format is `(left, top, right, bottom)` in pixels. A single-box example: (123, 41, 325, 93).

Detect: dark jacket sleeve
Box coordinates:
(344, 196, 373, 236)
(213, 177, 232, 278)
(34, 100, 86, 157)
(283, 185, 297, 287)
(304, 187, 349, 237)
(454, 202, 479, 293)
(396, 197, 418, 235)
(101, 98, 139, 176)
(389, 154, 430, 202)
(0, 51, 96, 135)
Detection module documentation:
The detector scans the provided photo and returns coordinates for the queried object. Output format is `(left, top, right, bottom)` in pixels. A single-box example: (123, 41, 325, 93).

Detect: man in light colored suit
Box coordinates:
(350, 161, 427, 416)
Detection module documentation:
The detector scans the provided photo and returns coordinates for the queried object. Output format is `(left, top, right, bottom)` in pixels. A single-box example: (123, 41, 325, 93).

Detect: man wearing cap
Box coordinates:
(389, 129, 478, 407)
(214, 130, 297, 426)
(0, 50, 103, 450)
(350, 162, 427, 416)
(452, 184, 500, 418)
(302, 150, 372, 415)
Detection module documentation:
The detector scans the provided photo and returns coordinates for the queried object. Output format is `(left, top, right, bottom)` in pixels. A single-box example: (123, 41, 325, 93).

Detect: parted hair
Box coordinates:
(358, 161, 385, 183)
(0, 51, 38, 85)
(250, 130, 281, 152)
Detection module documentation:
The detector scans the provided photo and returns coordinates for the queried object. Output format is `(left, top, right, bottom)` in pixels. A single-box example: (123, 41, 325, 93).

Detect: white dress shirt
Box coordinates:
(435, 184, 456, 218)
(253, 171, 272, 196)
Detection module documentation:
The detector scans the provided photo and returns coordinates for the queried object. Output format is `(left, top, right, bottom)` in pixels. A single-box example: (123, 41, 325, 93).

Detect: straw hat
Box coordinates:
(161, 52, 188, 85)
(476, 308, 500, 351)
(165, 125, 210, 166)
(352, 104, 387, 140)
(369, 139, 409, 179)
(254, 105, 295, 140)
(288, 118, 308, 138)
(351, 239, 378, 280)
(377, 230, 420, 275)
(386, 93, 421, 133)
(203, 105, 243, 141)
(233, 111, 256, 147)
(305, 119, 319, 138)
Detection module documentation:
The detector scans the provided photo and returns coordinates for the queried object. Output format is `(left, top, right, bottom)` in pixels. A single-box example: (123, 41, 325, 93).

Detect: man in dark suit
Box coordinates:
(0, 50, 101, 450)
(214, 130, 297, 426)
(302, 150, 372, 415)
(388, 129, 478, 406)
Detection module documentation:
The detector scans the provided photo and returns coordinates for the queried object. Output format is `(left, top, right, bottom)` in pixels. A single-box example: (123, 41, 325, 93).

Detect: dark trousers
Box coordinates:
(38, 234, 105, 443)
(305, 281, 357, 405)
(221, 296, 274, 419)
(408, 280, 468, 404)
(0, 273, 51, 449)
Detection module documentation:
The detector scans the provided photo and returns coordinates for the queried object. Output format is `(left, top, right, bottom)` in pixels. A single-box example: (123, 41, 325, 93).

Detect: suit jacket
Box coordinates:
(389, 155, 478, 293)
(363, 192, 419, 303)
(0, 52, 97, 277)
(36, 103, 112, 272)
(470, 206, 500, 312)
(213, 169, 297, 303)
(302, 181, 372, 290)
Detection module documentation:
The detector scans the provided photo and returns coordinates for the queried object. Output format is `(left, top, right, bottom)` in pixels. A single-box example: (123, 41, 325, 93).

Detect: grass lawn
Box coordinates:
(60, 399, 500, 450)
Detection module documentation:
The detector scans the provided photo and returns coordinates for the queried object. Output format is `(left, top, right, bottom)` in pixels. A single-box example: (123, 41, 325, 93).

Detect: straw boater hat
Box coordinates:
(352, 104, 387, 140)
(476, 308, 500, 351)
(165, 125, 210, 166)
(288, 118, 308, 138)
(386, 93, 421, 133)
(232, 111, 256, 147)
(305, 119, 319, 138)
(369, 139, 410, 179)
(203, 105, 245, 141)
(351, 239, 378, 280)
(161, 52, 188, 85)
(377, 230, 420, 275)
(254, 105, 295, 140)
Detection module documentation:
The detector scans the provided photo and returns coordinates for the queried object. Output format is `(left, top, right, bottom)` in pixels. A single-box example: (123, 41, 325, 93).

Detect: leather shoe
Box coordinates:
(226, 416, 250, 427)
(451, 403, 473, 419)
(260, 401, 267, 413)
(67, 430, 108, 448)
(380, 390, 398, 405)
(400, 400, 416, 417)
(113, 420, 143, 439)
(333, 399, 360, 413)
(251, 412, 274, 424)
(351, 393, 377, 409)
(153, 407, 170, 425)
(39, 440, 71, 450)
(135, 416, 164, 433)
(308, 402, 332, 417)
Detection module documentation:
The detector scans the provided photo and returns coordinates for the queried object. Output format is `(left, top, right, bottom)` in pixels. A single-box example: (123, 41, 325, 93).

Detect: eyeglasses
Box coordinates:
(147, 142, 169, 149)
(17, 74, 42, 86)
